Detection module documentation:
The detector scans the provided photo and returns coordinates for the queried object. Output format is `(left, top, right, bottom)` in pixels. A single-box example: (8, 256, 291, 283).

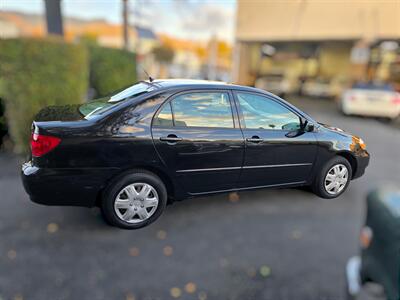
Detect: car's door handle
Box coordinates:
(246, 136, 264, 143)
(160, 135, 183, 143)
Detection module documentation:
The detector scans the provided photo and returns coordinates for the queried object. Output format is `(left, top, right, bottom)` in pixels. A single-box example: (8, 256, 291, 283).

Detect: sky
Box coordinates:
(1, 0, 236, 42)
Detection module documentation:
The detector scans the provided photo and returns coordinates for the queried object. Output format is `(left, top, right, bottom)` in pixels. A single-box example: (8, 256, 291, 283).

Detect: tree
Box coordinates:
(152, 45, 174, 78)
(152, 45, 174, 64)
(44, 0, 64, 36)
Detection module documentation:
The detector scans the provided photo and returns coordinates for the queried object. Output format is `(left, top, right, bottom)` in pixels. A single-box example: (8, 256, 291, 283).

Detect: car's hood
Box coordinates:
(318, 122, 352, 137)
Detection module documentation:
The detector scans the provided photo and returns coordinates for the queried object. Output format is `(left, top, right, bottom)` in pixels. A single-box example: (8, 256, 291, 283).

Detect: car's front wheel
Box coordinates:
(312, 156, 352, 199)
(101, 170, 167, 229)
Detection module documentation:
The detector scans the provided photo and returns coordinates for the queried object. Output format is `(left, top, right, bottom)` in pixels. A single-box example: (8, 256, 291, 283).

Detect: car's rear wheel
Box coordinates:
(312, 156, 352, 199)
(101, 170, 167, 229)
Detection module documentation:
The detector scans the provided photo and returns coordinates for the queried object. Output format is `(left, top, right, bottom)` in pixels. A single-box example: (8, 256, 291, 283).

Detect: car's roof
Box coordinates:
(153, 79, 227, 87)
(147, 79, 261, 93)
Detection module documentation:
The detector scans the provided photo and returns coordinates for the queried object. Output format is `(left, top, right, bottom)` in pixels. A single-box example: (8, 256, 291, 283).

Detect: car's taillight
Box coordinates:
(348, 95, 357, 102)
(391, 95, 400, 105)
(360, 226, 373, 249)
(31, 133, 61, 157)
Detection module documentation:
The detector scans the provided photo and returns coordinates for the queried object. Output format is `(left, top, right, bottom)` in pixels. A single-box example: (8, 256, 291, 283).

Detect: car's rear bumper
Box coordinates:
(21, 161, 119, 207)
(342, 101, 400, 119)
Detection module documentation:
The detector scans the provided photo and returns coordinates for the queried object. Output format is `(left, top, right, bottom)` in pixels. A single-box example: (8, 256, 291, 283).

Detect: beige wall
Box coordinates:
(234, 0, 400, 85)
(318, 43, 352, 78)
(0, 20, 19, 38)
(236, 0, 400, 42)
(234, 42, 255, 85)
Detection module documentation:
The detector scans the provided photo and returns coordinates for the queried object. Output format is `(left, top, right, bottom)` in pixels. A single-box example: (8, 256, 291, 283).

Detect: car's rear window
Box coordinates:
(79, 82, 156, 118)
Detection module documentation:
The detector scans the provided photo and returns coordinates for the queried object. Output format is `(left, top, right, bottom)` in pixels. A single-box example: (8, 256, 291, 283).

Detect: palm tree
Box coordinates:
(152, 45, 174, 77)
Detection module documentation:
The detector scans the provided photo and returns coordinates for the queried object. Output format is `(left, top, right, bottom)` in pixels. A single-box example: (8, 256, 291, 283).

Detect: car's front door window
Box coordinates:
(236, 92, 300, 130)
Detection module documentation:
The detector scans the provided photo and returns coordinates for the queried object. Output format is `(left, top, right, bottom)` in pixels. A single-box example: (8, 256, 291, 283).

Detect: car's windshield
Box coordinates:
(382, 191, 400, 218)
(79, 82, 156, 118)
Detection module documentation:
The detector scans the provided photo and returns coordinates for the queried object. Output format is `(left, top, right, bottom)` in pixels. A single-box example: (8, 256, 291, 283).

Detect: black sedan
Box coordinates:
(21, 80, 370, 229)
(346, 187, 399, 300)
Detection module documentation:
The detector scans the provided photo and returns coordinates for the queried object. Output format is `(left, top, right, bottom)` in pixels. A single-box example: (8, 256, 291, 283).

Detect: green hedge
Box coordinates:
(0, 38, 88, 153)
(89, 46, 137, 97)
(35, 104, 82, 122)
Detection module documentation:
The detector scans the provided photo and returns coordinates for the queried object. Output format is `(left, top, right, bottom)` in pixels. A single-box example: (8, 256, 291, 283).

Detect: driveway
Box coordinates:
(0, 97, 399, 300)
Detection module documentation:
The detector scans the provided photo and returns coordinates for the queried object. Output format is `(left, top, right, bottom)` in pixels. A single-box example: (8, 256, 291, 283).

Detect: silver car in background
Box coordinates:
(255, 73, 299, 98)
(302, 77, 347, 99)
(340, 83, 400, 120)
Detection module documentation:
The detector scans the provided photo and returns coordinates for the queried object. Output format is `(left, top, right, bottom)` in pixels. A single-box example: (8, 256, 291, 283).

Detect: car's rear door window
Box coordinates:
(236, 92, 300, 130)
(154, 92, 234, 128)
(153, 102, 173, 127)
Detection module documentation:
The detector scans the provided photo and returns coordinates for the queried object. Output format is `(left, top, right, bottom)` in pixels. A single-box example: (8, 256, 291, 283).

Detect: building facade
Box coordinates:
(233, 0, 400, 87)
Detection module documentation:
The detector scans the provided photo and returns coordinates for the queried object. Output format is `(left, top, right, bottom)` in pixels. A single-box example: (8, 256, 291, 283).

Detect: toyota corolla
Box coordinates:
(21, 80, 370, 229)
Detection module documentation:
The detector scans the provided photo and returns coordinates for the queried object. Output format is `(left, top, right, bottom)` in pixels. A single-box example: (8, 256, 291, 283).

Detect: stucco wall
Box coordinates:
(236, 0, 400, 42)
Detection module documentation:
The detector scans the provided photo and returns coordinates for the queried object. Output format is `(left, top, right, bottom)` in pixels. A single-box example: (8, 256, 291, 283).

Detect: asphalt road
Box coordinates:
(0, 97, 399, 300)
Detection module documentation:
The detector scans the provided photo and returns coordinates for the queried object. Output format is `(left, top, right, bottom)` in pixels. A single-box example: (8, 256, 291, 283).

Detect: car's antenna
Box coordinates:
(140, 66, 154, 82)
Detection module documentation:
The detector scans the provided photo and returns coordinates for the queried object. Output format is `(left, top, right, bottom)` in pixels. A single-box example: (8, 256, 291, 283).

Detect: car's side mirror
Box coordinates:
(300, 117, 308, 131)
(285, 118, 314, 138)
(300, 118, 316, 132)
(306, 123, 315, 132)
(285, 130, 301, 138)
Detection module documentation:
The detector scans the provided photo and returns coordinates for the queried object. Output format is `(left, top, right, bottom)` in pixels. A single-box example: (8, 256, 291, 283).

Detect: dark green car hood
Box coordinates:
(362, 187, 400, 300)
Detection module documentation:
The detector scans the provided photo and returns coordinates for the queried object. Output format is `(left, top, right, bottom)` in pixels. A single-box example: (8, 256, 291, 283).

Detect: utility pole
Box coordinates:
(208, 34, 218, 80)
(44, 0, 64, 36)
(122, 0, 130, 50)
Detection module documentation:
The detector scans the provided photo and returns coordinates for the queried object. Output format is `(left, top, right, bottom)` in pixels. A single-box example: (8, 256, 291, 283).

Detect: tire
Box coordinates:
(312, 156, 352, 199)
(101, 170, 167, 229)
